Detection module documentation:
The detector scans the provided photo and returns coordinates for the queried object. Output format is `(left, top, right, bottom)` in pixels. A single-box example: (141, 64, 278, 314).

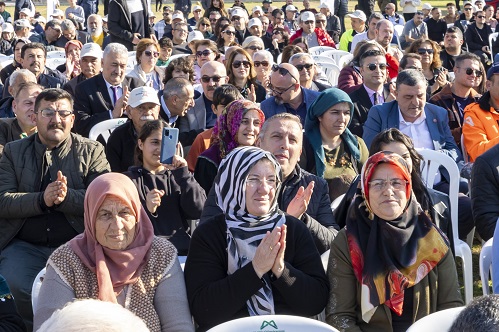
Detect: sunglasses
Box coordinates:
(417, 48, 434, 54)
(231, 16, 241, 21)
(464, 7, 472, 10)
(232, 60, 251, 68)
(201, 75, 224, 83)
(247, 45, 263, 51)
(144, 50, 160, 57)
(316, 20, 326, 23)
(295, 63, 314, 71)
(254, 61, 269, 67)
(365, 63, 387, 71)
(272, 30, 282, 35)
(201, 22, 210, 26)
(477, 15, 485, 18)
(223, 30, 235, 35)
(304, 20, 315, 24)
(210, 19, 218, 23)
(272, 64, 299, 82)
(37, 109, 73, 118)
(196, 49, 213, 57)
(460, 67, 483, 76)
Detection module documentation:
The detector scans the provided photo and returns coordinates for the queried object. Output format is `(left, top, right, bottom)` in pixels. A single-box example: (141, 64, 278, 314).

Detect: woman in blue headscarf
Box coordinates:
(302, 88, 369, 200)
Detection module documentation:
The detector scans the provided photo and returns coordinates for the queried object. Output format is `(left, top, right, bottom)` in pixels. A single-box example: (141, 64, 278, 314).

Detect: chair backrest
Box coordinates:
(88, 118, 128, 142)
(0, 59, 11, 70)
(393, 25, 404, 39)
(206, 315, 339, 332)
(168, 53, 190, 63)
(321, 249, 330, 271)
(312, 55, 336, 64)
(490, 32, 499, 60)
(331, 193, 345, 212)
(315, 62, 341, 86)
(406, 307, 465, 332)
(309, 46, 336, 56)
(277, 53, 283, 64)
(47, 50, 66, 59)
(460, 134, 469, 163)
(320, 50, 350, 65)
(481, 237, 494, 295)
(337, 53, 353, 69)
(418, 149, 459, 239)
(45, 58, 66, 70)
(31, 267, 46, 313)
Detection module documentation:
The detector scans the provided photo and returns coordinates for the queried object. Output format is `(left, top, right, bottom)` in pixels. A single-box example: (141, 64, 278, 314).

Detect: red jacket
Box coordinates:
(289, 28, 336, 48)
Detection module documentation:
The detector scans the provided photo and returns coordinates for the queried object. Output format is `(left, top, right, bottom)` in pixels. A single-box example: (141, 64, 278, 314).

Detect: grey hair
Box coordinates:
(163, 77, 191, 100)
(396, 69, 428, 90)
(60, 19, 76, 31)
(37, 299, 149, 332)
(253, 50, 274, 65)
(10, 69, 36, 89)
(368, 12, 383, 23)
(289, 52, 314, 64)
(449, 295, 499, 332)
(259, 113, 303, 140)
(242, 36, 264, 49)
(87, 14, 102, 27)
(103, 43, 128, 58)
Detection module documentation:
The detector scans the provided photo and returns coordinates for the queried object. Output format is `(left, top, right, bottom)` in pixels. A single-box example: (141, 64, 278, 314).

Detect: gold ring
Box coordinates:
(269, 246, 273, 251)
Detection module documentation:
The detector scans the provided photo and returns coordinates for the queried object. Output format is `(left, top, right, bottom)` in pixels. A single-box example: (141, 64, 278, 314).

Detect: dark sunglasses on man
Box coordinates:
(271, 64, 298, 82)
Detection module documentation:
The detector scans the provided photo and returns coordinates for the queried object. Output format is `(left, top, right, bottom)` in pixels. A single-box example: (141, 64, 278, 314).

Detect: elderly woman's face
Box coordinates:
(292, 56, 315, 84)
(368, 163, 408, 221)
(95, 196, 137, 250)
(140, 44, 159, 67)
(381, 141, 413, 173)
(419, 42, 434, 66)
(245, 159, 277, 216)
(237, 109, 261, 146)
(66, 44, 80, 60)
(253, 53, 271, 77)
(318, 102, 350, 138)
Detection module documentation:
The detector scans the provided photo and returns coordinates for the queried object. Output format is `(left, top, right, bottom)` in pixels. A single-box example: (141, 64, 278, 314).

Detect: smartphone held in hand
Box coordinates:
(160, 128, 179, 164)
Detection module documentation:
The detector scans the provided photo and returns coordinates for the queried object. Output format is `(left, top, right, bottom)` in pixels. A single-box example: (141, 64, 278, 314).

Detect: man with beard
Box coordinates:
(178, 61, 228, 151)
(87, 14, 107, 48)
(426, 7, 448, 45)
(429, 53, 481, 146)
(375, 19, 402, 61)
(106, 86, 161, 172)
(260, 63, 319, 125)
(0, 88, 110, 331)
(400, 11, 427, 49)
(63, 42, 102, 97)
(73, 43, 144, 137)
(440, 26, 466, 72)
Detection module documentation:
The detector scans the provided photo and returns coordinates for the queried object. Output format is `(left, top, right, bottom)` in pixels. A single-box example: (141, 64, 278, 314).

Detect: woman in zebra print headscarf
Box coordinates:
(184, 146, 329, 331)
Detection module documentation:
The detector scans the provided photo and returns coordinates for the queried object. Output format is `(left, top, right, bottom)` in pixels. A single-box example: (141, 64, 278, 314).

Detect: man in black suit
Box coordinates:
(349, 49, 392, 137)
(73, 43, 144, 137)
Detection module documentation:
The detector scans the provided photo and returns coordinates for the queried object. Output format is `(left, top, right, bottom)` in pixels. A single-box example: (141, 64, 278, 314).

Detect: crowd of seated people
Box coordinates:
(3, 0, 499, 331)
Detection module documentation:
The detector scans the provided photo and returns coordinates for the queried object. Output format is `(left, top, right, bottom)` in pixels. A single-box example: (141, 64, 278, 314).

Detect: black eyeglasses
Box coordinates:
(201, 75, 225, 83)
(268, 83, 295, 96)
(37, 109, 73, 118)
(247, 45, 263, 51)
(223, 30, 236, 35)
(201, 22, 210, 26)
(144, 50, 160, 57)
(196, 49, 213, 57)
(271, 64, 299, 82)
(295, 63, 313, 71)
(459, 67, 483, 77)
(232, 60, 251, 68)
(304, 20, 314, 24)
(365, 63, 387, 71)
(417, 48, 434, 54)
(254, 61, 269, 67)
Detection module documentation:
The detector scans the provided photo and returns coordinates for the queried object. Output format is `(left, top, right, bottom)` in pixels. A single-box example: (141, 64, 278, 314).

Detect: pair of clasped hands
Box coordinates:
(252, 181, 315, 280)
(43, 171, 68, 207)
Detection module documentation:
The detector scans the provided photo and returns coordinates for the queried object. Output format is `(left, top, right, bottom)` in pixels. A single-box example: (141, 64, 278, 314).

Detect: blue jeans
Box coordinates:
(0, 239, 56, 332)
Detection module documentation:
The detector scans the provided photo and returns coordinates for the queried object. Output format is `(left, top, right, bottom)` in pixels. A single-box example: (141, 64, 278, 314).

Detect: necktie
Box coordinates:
(373, 92, 379, 105)
(110, 86, 118, 106)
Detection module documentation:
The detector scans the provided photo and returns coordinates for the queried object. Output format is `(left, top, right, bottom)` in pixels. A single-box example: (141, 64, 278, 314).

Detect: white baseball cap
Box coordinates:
(286, 5, 298, 11)
(20, 8, 32, 16)
(2, 22, 13, 33)
(80, 42, 103, 59)
(422, 3, 433, 9)
(248, 18, 262, 28)
(193, 5, 202, 12)
(35, 16, 46, 23)
(128, 86, 160, 108)
(346, 9, 367, 22)
(252, 6, 263, 14)
(187, 30, 204, 43)
(172, 12, 184, 21)
(300, 11, 315, 22)
(231, 8, 246, 18)
(51, 9, 64, 17)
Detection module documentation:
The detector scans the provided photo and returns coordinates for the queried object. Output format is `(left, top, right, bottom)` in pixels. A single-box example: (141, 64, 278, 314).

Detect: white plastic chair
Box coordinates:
(45, 57, 66, 70)
(337, 53, 353, 69)
(320, 50, 350, 66)
(206, 315, 339, 332)
(88, 118, 128, 142)
(321, 249, 330, 271)
(406, 306, 465, 332)
(46, 50, 66, 59)
(481, 237, 494, 295)
(418, 149, 473, 304)
(168, 53, 190, 63)
(490, 32, 498, 60)
(31, 267, 46, 313)
(460, 134, 469, 163)
(0, 59, 11, 70)
(312, 55, 336, 64)
(308, 46, 336, 56)
(394, 25, 404, 40)
(315, 62, 340, 86)
(277, 53, 283, 64)
(331, 193, 345, 212)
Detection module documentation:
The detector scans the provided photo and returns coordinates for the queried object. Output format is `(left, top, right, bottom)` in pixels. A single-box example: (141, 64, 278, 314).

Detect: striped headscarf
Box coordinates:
(215, 146, 286, 315)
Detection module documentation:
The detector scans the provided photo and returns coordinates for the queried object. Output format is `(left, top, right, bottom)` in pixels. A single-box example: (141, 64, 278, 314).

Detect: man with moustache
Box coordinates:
(0, 82, 42, 157)
(106, 86, 161, 172)
(73, 43, 144, 137)
(260, 63, 319, 125)
(374, 19, 402, 61)
(87, 14, 108, 48)
(178, 61, 228, 143)
(63, 43, 102, 97)
(440, 27, 466, 72)
(0, 88, 110, 330)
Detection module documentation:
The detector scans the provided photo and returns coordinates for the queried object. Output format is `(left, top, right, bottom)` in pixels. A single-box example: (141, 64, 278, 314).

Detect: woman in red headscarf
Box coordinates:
(33, 173, 194, 332)
(326, 151, 463, 332)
